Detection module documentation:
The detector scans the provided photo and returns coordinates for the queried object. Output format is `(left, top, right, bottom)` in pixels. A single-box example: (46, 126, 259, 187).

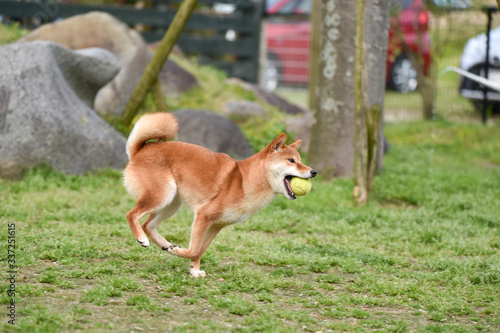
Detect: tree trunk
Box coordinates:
(419, 75, 437, 119)
(363, 0, 389, 175)
(308, 0, 356, 178)
(152, 80, 169, 112)
(353, 0, 368, 203)
(405, 38, 436, 120)
(367, 105, 382, 191)
(353, 0, 389, 204)
(395, 4, 438, 120)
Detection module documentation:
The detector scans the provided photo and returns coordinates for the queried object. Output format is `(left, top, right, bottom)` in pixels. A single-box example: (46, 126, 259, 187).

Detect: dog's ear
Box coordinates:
(288, 140, 302, 150)
(268, 133, 287, 152)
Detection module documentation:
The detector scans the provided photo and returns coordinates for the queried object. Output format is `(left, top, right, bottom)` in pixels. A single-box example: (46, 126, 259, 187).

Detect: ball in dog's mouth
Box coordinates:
(284, 175, 296, 200)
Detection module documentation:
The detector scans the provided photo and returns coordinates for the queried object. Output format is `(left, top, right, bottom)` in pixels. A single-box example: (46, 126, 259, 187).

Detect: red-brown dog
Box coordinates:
(123, 112, 316, 277)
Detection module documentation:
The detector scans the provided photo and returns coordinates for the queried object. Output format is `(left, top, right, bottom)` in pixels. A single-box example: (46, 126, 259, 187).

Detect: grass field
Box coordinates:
(1, 121, 499, 332)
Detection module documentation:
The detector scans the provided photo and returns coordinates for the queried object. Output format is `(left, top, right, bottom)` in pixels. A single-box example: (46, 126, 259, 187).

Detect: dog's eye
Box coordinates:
(288, 159, 295, 163)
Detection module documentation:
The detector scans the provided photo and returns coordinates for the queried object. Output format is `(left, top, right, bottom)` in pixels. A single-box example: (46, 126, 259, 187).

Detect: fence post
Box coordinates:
(481, 7, 494, 125)
(250, 1, 264, 84)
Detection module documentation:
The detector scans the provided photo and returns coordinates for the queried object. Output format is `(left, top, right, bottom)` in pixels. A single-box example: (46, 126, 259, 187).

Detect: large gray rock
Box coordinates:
(0, 41, 127, 179)
(222, 100, 266, 121)
(18, 11, 150, 117)
(285, 110, 315, 153)
(227, 78, 306, 115)
(154, 56, 198, 97)
(173, 109, 254, 160)
(69, 47, 121, 108)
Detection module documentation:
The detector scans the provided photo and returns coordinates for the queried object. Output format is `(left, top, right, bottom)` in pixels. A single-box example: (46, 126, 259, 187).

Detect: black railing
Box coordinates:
(0, 0, 263, 83)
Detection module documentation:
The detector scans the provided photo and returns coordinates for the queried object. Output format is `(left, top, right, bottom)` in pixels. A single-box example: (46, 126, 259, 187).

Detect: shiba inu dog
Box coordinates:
(123, 112, 317, 277)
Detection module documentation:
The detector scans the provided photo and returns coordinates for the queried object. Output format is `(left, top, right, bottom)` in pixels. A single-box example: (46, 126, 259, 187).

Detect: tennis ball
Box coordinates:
(290, 177, 312, 196)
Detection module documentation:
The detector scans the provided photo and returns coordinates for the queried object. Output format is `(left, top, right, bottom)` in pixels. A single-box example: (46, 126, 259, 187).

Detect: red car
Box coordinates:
(263, 0, 432, 93)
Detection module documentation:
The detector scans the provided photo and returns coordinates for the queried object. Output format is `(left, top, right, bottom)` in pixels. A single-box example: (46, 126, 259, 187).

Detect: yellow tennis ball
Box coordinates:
(290, 177, 312, 196)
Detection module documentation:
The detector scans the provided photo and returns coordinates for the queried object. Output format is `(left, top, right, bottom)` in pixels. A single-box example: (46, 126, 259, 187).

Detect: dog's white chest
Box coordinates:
(220, 192, 276, 225)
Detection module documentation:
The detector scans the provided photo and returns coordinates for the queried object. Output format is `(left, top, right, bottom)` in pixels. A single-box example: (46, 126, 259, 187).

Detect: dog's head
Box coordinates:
(264, 133, 317, 200)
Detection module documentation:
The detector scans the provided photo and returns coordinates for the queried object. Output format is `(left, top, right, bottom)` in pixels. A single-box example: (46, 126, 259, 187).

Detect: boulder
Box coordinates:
(156, 57, 199, 97)
(68, 47, 121, 108)
(222, 100, 266, 121)
(148, 43, 199, 96)
(0, 41, 127, 179)
(18, 11, 150, 117)
(173, 109, 254, 160)
(226, 78, 307, 115)
(285, 110, 315, 153)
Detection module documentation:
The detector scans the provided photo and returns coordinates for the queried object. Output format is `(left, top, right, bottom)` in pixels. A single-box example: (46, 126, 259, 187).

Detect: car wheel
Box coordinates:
(460, 62, 500, 114)
(261, 52, 282, 92)
(389, 55, 418, 93)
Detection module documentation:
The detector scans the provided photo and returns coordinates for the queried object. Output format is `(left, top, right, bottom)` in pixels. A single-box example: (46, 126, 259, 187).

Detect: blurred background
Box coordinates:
(1, 0, 499, 124)
(262, 0, 500, 123)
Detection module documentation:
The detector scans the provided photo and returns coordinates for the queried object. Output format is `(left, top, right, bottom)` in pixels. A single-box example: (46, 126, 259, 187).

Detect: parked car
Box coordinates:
(459, 25, 500, 111)
(263, 0, 432, 92)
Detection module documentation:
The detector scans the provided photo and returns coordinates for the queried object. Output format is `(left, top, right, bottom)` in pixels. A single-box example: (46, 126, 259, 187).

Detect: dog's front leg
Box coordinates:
(168, 213, 221, 277)
(188, 225, 223, 277)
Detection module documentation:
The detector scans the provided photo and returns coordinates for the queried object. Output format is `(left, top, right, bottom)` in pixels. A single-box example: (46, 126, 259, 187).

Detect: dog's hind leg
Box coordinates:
(126, 204, 154, 248)
(126, 180, 177, 248)
(142, 195, 182, 250)
(167, 210, 222, 277)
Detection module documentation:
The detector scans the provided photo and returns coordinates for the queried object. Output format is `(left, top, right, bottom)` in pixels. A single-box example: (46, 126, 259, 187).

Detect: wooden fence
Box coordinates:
(0, 0, 263, 83)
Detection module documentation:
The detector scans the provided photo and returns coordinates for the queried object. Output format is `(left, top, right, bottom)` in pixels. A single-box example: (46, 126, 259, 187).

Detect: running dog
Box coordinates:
(123, 112, 317, 277)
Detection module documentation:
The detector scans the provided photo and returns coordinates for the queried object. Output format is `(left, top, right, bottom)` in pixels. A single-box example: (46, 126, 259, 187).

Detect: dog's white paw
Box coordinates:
(165, 245, 180, 255)
(190, 270, 206, 278)
(137, 238, 150, 248)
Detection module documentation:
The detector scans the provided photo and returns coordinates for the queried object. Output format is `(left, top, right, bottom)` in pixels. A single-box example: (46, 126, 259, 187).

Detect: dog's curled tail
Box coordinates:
(126, 112, 179, 158)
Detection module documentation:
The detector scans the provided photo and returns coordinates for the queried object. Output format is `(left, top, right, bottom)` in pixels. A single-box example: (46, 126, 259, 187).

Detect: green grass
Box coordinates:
(1, 121, 499, 332)
(0, 15, 499, 332)
(0, 23, 28, 45)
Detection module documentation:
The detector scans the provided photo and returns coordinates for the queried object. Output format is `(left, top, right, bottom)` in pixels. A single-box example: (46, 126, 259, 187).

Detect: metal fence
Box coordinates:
(262, 6, 500, 122)
(431, 7, 500, 122)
